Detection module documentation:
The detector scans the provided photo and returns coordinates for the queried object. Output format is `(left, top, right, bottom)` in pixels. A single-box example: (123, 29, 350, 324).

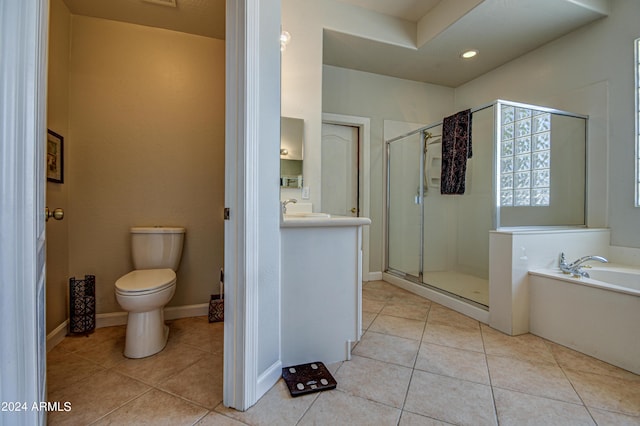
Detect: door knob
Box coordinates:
(350, 207, 357, 214)
(45, 207, 64, 222)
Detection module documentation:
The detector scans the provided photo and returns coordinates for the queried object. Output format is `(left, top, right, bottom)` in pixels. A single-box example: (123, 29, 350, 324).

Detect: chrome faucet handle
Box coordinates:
(559, 252, 568, 267)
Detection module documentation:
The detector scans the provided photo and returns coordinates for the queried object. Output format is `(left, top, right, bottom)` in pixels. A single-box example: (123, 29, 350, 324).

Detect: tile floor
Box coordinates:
(46, 280, 640, 425)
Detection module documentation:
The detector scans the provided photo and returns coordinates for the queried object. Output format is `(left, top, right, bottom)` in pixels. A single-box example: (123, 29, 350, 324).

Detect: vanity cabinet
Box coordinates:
(280, 216, 370, 367)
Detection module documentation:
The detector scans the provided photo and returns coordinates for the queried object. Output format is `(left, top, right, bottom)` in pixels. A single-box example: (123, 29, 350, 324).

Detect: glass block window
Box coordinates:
(500, 105, 551, 206)
(636, 39, 640, 206)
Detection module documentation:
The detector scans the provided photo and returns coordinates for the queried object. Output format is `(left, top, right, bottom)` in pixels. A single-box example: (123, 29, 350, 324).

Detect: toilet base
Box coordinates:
(124, 308, 169, 358)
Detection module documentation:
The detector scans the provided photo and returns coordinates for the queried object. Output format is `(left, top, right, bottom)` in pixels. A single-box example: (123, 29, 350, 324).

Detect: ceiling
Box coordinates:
(326, 0, 610, 87)
(61, 0, 609, 87)
(61, 0, 226, 40)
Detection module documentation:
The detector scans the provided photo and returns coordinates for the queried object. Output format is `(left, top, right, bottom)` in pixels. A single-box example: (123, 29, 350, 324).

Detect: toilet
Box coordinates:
(115, 226, 185, 358)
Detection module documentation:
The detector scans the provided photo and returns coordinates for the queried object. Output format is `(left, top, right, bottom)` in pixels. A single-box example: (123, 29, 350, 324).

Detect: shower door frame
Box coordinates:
(385, 126, 430, 283)
(384, 101, 498, 287)
(384, 99, 590, 292)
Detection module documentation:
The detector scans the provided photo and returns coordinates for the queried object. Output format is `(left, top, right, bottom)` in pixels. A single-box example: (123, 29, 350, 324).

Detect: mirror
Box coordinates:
(280, 117, 304, 188)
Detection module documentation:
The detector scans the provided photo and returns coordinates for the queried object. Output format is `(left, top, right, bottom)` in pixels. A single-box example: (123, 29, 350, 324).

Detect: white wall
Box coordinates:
(323, 67, 454, 274)
(455, 0, 640, 249)
(284, 0, 640, 281)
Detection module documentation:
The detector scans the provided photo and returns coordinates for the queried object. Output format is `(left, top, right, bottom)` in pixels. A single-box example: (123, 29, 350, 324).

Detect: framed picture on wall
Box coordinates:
(47, 129, 64, 183)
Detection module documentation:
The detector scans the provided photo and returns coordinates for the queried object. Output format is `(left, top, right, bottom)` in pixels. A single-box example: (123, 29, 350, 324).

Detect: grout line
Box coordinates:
(544, 339, 598, 424)
(87, 387, 154, 425)
(479, 321, 500, 425)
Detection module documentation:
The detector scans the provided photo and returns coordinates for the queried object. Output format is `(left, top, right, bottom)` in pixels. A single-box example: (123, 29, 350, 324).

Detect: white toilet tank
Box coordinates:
(131, 226, 185, 271)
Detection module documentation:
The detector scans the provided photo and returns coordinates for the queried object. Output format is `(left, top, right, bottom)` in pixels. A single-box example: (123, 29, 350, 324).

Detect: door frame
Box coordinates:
(0, 0, 279, 420)
(322, 113, 371, 280)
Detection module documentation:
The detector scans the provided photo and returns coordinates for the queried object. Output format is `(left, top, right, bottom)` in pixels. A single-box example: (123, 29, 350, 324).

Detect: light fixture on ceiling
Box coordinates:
(460, 49, 478, 59)
(280, 30, 291, 52)
(142, 0, 177, 7)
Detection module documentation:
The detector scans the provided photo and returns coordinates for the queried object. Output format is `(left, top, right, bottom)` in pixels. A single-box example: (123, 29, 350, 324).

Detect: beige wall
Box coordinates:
(67, 16, 225, 314)
(46, 0, 71, 334)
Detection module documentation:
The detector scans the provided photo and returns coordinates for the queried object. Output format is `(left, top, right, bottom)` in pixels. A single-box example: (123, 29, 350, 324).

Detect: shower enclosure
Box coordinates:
(385, 100, 587, 308)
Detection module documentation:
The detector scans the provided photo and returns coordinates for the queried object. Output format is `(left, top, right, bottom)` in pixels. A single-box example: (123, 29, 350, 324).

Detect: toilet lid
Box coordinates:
(115, 269, 176, 293)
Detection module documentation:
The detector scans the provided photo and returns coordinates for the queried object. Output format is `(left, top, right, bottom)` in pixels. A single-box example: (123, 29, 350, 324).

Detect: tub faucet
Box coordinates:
(281, 199, 297, 214)
(559, 252, 608, 278)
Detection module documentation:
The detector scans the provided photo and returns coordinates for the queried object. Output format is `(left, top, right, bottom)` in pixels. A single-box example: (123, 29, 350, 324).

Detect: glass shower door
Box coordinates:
(386, 132, 423, 280)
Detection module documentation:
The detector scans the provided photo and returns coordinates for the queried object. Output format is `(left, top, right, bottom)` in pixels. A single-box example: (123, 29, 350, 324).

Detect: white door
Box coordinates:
(224, 0, 282, 411)
(321, 123, 359, 216)
(0, 1, 49, 425)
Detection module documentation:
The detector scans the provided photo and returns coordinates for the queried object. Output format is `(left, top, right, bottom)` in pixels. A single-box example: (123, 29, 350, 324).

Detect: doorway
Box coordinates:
(321, 113, 371, 280)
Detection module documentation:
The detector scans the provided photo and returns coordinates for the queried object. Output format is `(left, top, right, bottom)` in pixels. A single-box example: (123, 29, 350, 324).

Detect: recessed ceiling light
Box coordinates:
(460, 49, 478, 59)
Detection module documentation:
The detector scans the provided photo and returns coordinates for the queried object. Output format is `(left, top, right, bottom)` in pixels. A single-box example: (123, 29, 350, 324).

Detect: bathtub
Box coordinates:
(528, 265, 640, 374)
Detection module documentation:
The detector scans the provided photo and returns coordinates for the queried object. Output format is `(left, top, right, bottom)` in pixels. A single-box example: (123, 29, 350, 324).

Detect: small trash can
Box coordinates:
(69, 275, 96, 335)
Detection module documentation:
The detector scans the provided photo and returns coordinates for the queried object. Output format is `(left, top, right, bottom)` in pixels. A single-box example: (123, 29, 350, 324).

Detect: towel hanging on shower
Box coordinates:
(440, 109, 472, 195)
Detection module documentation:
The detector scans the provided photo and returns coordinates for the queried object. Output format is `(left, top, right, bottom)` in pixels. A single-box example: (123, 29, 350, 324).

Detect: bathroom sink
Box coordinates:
(284, 212, 331, 219)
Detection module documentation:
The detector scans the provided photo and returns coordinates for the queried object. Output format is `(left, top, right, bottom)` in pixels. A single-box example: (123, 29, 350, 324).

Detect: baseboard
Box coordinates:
(46, 320, 69, 353)
(164, 303, 209, 320)
(47, 303, 210, 351)
(96, 311, 128, 328)
(367, 271, 383, 281)
(256, 360, 283, 399)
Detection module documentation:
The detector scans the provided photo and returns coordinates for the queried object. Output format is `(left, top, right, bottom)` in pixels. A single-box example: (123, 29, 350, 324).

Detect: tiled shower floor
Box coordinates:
(46, 281, 639, 425)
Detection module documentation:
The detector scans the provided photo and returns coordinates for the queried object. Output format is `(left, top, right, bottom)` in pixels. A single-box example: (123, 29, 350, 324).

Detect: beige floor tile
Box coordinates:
(196, 411, 250, 425)
(364, 280, 402, 293)
(55, 326, 126, 354)
(547, 341, 640, 382)
(352, 331, 419, 367)
(93, 388, 208, 425)
(589, 407, 640, 425)
(399, 411, 452, 425)
(362, 310, 377, 330)
(215, 379, 319, 426)
(427, 304, 479, 330)
(481, 325, 556, 364)
(159, 352, 223, 409)
(325, 360, 343, 375)
(362, 297, 386, 313)
(422, 322, 484, 353)
(488, 355, 582, 404)
(334, 355, 412, 408)
(46, 347, 106, 394)
(47, 370, 150, 426)
(493, 388, 595, 426)
(298, 389, 401, 426)
(381, 301, 429, 321)
(113, 339, 209, 386)
(415, 342, 490, 385)
(72, 333, 127, 368)
(369, 314, 425, 341)
(404, 370, 497, 426)
(564, 368, 640, 416)
(362, 287, 396, 302)
(389, 290, 433, 308)
(168, 316, 224, 354)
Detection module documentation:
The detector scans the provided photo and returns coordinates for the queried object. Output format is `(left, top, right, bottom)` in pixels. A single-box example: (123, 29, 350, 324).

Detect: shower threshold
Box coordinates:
(382, 271, 490, 324)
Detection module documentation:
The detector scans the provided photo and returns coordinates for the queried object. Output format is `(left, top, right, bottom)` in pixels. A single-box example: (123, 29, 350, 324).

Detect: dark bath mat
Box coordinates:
(282, 361, 337, 397)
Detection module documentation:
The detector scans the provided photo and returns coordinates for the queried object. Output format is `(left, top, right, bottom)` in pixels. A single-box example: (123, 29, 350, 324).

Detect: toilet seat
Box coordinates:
(115, 269, 176, 296)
